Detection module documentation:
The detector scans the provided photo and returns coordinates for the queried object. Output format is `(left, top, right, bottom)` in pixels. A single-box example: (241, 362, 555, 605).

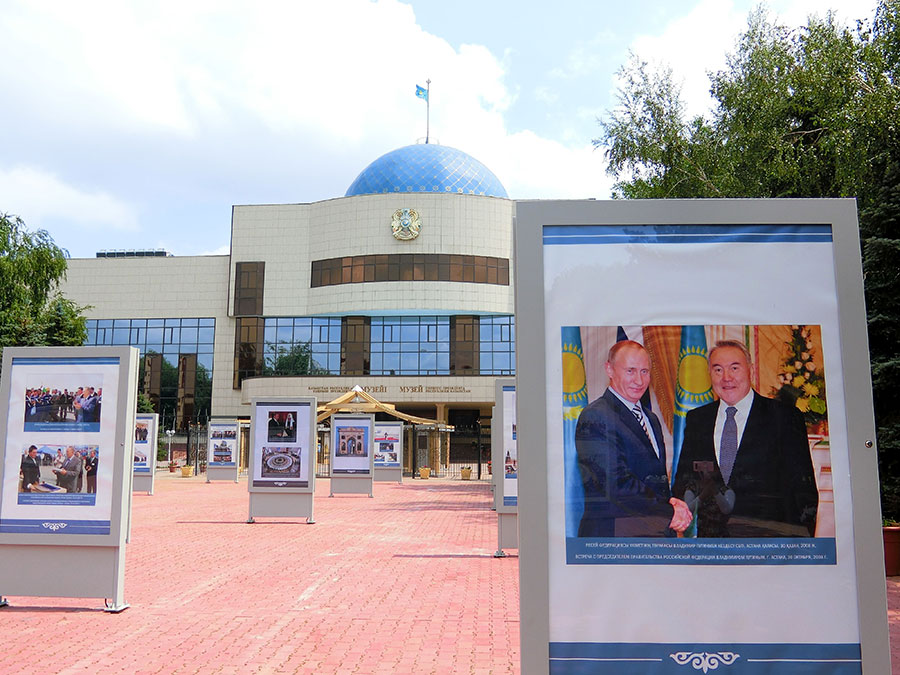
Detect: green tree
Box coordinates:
(0, 213, 87, 356)
(596, 1, 900, 518)
(263, 341, 327, 376)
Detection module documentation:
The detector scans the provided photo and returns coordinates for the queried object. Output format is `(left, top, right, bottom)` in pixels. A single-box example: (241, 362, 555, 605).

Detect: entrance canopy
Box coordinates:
(316, 385, 453, 430)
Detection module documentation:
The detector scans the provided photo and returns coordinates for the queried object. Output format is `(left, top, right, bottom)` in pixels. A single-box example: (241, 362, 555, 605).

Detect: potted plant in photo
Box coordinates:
(418, 465, 430, 479)
(460, 466, 473, 480)
(181, 464, 194, 477)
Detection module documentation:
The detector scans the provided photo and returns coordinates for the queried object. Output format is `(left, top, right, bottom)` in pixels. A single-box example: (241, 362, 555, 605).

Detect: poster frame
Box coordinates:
(0, 345, 139, 611)
(329, 413, 375, 497)
(514, 199, 889, 673)
(247, 397, 317, 524)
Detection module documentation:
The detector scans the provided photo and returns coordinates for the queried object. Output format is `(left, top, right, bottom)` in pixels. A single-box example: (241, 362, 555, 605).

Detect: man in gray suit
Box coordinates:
(53, 446, 83, 493)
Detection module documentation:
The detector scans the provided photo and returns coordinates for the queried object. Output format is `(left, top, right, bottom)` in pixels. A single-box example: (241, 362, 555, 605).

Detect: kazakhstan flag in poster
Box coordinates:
(671, 325, 714, 484)
(562, 326, 589, 537)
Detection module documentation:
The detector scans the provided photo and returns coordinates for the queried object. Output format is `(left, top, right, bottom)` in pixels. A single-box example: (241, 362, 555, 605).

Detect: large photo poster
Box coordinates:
(374, 422, 402, 468)
(1, 356, 122, 534)
(331, 415, 372, 475)
(537, 218, 863, 670)
(502, 385, 517, 507)
(251, 402, 311, 488)
(208, 420, 238, 467)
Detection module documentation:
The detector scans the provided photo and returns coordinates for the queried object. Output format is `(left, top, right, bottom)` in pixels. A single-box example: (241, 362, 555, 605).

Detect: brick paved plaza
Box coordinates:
(2, 471, 900, 673)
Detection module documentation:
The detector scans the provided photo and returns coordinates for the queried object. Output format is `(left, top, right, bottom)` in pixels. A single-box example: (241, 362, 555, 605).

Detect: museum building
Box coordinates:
(60, 142, 515, 469)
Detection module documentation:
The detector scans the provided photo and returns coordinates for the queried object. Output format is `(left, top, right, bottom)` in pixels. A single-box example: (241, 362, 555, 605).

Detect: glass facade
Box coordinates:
(259, 315, 515, 377)
(85, 318, 216, 425)
(86, 318, 215, 372)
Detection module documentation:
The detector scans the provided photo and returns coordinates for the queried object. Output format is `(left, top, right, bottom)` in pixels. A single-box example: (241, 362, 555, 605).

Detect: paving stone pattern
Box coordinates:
(0, 474, 520, 674)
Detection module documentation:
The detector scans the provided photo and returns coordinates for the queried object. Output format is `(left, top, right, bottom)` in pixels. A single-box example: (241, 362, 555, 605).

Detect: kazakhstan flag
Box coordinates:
(415, 84, 428, 101)
(671, 325, 714, 485)
(562, 326, 589, 537)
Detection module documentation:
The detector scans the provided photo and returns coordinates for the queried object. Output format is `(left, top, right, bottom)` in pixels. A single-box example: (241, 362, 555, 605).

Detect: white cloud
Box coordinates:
(0, 166, 139, 232)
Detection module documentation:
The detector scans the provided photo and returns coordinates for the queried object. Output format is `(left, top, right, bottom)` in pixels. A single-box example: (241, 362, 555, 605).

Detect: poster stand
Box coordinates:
(0, 345, 139, 612)
(329, 413, 375, 497)
(373, 421, 403, 483)
(132, 412, 158, 494)
(207, 418, 240, 483)
(514, 199, 890, 674)
(492, 378, 518, 557)
(247, 397, 317, 524)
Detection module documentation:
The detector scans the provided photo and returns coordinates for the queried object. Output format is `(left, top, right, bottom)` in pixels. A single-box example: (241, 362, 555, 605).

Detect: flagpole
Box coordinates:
(425, 79, 430, 144)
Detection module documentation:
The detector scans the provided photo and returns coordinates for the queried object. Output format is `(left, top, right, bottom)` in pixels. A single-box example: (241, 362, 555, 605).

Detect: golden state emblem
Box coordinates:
(391, 208, 420, 241)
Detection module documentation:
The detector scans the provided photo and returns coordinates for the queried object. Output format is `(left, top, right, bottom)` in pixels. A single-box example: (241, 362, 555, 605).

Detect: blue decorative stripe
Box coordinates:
(567, 537, 836, 565)
(0, 519, 111, 535)
(503, 496, 518, 506)
(12, 357, 120, 365)
(209, 462, 236, 467)
(503, 385, 516, 391)
(133, 467, 151, 473)
(18, 493, 97, 506)
(375, 462, 401, 467)
(549, 642, 860, 674)
(25, 422, 100, 433)
(543, 224, 833, 245)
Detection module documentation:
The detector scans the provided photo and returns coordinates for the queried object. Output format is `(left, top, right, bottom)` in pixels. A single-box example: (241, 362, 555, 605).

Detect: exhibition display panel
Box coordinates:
(373, 421, 403, 483)
(132, 412, 158, 494)
(207, 418, 240, 483)
(330, 413, 374, 497)
(492, 378, 517, 556)
(0, 346, 139, 611)
(514, 199, 889, 674)
(247, 397, 317, 524)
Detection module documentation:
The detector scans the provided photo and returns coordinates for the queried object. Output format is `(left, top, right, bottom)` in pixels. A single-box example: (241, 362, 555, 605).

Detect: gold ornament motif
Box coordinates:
(391, 208, 421, 240)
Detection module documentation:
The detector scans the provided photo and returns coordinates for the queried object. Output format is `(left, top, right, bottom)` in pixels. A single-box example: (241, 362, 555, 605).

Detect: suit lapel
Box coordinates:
(606, 390, 663, 465)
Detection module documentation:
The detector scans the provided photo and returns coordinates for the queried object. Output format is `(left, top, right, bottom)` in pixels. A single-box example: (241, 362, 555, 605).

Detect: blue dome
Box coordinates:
(345, 144, 508, 198)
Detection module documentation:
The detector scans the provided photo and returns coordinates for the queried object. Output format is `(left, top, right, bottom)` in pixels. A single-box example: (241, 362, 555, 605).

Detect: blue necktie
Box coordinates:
(719, 406, 738, 484)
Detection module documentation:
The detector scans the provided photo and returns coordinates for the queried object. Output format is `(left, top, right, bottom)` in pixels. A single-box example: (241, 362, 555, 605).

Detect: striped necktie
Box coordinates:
(631, 403, 656, 452)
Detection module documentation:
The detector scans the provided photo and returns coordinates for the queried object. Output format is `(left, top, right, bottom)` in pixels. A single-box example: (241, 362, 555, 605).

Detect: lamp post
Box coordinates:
(165, 429, 175, 464)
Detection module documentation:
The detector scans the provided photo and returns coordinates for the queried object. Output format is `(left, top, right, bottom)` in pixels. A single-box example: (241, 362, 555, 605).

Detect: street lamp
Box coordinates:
(165, 429, 175, 464)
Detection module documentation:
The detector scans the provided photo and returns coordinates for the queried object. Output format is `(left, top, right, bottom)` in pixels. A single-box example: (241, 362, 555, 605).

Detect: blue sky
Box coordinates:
(0, 0, 872, 259)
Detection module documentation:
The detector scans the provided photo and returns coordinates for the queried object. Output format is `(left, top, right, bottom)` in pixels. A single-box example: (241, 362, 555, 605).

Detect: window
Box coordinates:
(310, 254, 510, 287)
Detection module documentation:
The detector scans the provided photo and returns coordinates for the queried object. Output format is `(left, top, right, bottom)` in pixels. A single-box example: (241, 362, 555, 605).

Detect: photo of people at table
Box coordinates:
(267, 411, 296, 443)
(19, 444, 100, 494)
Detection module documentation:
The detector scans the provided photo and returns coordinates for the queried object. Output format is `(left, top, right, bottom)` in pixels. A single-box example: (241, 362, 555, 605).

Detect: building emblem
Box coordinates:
(391, 208, 421, 240)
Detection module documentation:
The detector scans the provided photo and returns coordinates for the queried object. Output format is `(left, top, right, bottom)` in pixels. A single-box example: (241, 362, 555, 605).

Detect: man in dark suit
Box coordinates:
(52, 446, 83, 493)
(673, 340, 818, 537)
(20, 445, 42, 491)
(575, 340, 692, 537)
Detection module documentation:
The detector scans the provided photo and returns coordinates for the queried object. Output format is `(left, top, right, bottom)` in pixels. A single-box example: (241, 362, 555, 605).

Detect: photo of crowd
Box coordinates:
(210, 428, 237, 439)
(267, 411, 296, 443)
(336, 427, 367, 457)
(24, 379, 103, 426)
(19, 444, 100, 494)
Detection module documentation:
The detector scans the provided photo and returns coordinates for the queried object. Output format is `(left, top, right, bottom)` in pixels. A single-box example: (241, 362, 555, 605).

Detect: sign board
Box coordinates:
(0, 346, 139, 610)
(514, 199, 889, 673)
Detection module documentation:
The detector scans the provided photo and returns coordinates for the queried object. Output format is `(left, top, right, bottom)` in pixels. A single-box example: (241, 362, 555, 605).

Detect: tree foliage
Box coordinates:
(263, 341, 327, 376)
(0, 213, 87, 355)
(596, 0, 900, 518)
